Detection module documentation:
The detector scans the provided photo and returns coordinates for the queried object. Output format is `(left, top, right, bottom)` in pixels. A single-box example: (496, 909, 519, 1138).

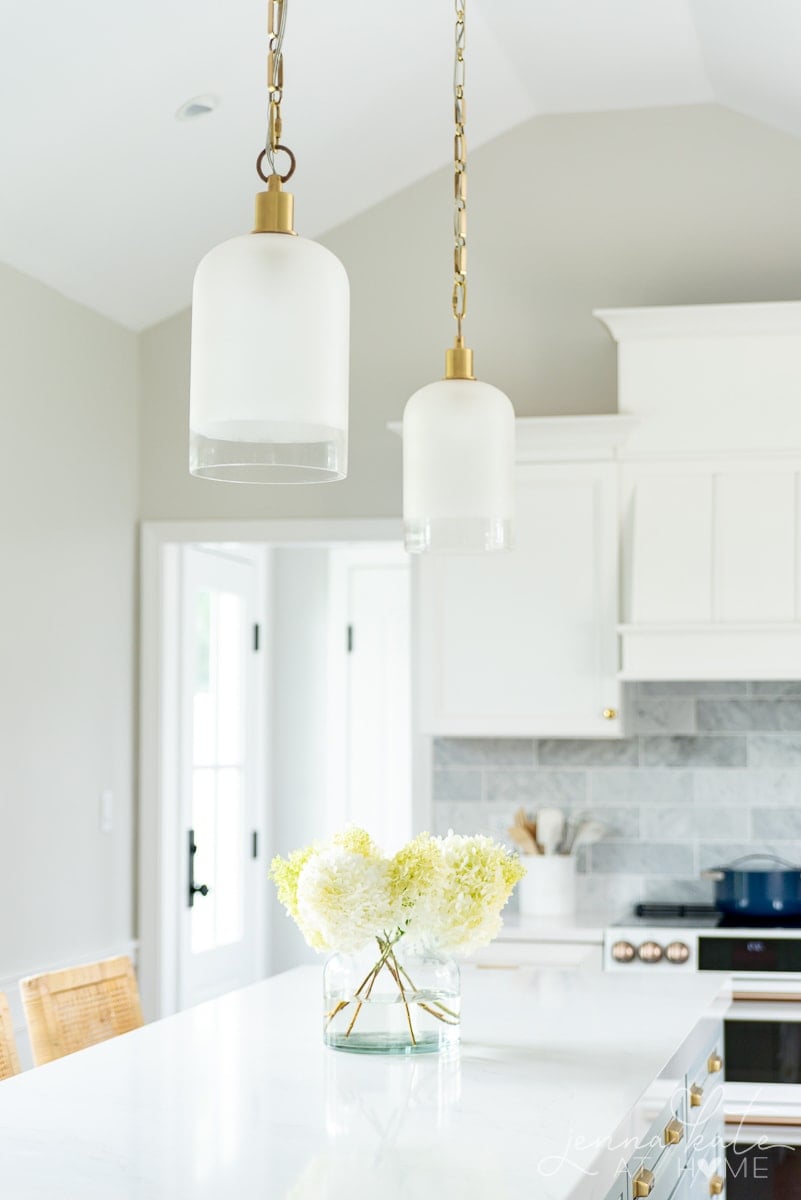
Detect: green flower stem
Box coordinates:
(343, 999, 363, 1037)
(324, 999, 349, 1027)
(397, 960, 460, 1022)
(335, 936, 396, 1036)
(384, 947, 417, 1046)
(418, 1001, 460, 1026)
(343, 942, 394, 1037)
(328, 932, 458, 1043)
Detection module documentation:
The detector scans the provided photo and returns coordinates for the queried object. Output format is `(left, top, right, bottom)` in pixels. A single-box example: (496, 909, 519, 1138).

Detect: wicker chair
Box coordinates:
(0, 993, 21, 1080)
(20, 955, 144, 1066)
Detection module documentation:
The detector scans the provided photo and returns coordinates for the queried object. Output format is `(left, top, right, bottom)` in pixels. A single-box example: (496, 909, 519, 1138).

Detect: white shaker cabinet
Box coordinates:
(619, 455, 801, 678)
(598, 301, 801, 680)
(415, 422, 628, 737)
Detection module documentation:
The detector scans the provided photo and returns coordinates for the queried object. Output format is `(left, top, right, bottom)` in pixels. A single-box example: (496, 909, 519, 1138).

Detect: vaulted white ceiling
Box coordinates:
(1, 1, 799, 330)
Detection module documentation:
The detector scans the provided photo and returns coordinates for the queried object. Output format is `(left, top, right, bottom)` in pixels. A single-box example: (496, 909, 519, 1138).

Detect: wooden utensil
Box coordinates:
(512, 807, 541, 852)
(508, 824, 539, 855)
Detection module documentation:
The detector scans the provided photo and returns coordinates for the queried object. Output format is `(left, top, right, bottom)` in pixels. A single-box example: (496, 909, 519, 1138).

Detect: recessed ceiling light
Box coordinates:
(175, 94, 220, 122)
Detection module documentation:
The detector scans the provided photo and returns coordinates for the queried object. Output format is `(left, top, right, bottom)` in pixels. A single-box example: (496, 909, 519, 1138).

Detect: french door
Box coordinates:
(178, 545, 264, 1010)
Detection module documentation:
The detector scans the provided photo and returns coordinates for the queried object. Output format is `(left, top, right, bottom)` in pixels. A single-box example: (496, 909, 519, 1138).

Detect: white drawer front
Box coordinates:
(466, 941, 603, 970)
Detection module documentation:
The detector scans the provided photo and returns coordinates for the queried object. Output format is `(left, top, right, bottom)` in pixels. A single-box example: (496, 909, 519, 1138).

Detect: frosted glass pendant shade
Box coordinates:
(402, 377, 516, 553)
(190, 232, 350, 483)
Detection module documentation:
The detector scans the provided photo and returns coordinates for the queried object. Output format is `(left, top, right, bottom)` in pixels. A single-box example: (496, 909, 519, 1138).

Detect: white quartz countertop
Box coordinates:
(0, 966, 725, 1200)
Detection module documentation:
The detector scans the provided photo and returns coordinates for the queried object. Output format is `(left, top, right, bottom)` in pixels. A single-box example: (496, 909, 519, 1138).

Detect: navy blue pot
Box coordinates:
(702, 855, 801, 918)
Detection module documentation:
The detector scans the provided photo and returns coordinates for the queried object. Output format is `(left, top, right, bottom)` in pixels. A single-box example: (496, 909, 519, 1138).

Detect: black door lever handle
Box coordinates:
(188, 829, 210, 907)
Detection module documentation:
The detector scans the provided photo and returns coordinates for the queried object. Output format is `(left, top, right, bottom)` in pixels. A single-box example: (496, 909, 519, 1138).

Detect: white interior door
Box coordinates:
(342, 550, 412, 851)
(179, 545, 264, 1010)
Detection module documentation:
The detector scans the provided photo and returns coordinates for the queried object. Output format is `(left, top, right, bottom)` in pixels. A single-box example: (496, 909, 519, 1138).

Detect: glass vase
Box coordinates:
(323, 937, 460, 1055)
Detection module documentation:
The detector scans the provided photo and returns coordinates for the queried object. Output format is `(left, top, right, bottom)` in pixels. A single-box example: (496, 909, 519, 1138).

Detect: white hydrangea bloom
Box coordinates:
(424, 833, 523, 956)
(296, 847, 401, 954)
(271, 825, 524, 959)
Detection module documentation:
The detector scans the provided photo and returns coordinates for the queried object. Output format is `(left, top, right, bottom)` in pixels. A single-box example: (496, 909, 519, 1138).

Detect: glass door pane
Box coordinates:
(190, 588, 245, 955)
(179, 544, 261, 1011)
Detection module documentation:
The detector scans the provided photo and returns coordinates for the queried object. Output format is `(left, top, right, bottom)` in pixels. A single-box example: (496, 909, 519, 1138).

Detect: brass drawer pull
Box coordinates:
(632, 1167, 655, 1197)
(603, 707, 618, 720)
(664, 1117, 684, 1145)
(690, 1083, 704, 1107)
(709, 1175, 724, 1195)
(707, 1053, 724, 1074)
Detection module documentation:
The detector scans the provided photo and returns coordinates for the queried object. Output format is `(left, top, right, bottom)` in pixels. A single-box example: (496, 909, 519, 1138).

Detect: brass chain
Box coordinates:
(452, 1, 467, 337)
(265, 0, 287, 174)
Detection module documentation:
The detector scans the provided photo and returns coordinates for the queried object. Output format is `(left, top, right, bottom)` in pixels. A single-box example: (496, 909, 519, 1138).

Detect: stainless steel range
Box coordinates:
(605, 904, 801, 1132)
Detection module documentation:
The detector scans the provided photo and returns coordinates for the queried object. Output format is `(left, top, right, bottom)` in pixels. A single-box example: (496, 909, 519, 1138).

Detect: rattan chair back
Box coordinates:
(20, 955, 144, 1066)
(0, 993, 21, 1080)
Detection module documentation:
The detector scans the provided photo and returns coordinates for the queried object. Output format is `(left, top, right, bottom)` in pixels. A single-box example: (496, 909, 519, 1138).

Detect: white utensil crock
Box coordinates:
(518, 854, 576, 917)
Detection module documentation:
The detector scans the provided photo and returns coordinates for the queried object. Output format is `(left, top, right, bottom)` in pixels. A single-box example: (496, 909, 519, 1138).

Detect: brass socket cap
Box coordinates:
(253, 176, 296, 235)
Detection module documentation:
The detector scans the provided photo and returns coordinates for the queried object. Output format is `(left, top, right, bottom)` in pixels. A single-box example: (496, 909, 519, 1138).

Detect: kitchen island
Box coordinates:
(0, 966, 727, 1199)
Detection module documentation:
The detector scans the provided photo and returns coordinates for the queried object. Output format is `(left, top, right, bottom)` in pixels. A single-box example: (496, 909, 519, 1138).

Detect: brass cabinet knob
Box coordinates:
(709, 1175, 725, 1195)
(690, 1083, 704, 1107)
(708, 1053, 724, 1074)
(637, 940, 663, 963)
(603, 707, 618, 720)
(664, 1117, 684, 1145)
(665, 941, 690, 964)
(632, 1167, 655, 1197)
(611, 940, 636, 963)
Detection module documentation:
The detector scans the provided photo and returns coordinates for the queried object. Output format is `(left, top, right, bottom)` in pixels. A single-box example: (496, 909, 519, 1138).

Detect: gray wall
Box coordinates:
(0, 261, 139, 976)
(139, 103, 801, 523)
(433, 682, 801, 915)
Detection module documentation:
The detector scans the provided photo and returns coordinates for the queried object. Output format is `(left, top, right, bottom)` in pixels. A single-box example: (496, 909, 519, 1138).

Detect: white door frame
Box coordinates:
(139, 518, 431, 1020)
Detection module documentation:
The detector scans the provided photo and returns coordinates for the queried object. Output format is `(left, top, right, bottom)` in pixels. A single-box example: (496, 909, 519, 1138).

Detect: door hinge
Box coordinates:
(253, 623, 260, 652)
(252, 830, 259, 859)
(347, 624, 354, 654)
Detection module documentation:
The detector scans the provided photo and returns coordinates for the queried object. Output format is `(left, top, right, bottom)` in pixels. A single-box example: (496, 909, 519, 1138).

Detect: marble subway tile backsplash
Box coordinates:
(432, 681, 801, 916)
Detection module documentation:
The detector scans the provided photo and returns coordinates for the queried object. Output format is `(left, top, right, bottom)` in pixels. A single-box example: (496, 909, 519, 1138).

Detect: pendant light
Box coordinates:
(189, 0, 350, 484)
(402, 0, 515, 553)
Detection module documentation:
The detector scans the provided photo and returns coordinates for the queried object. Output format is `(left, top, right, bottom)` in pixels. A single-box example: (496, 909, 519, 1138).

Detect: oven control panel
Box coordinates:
(605, 924, 801, 974)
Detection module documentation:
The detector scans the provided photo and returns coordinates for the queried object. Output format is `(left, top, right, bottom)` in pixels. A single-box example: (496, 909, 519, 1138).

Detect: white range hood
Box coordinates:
(596, 300, 801, 680)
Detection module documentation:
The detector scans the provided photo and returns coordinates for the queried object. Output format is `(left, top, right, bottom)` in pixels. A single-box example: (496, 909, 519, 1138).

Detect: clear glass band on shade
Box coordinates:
(189, 233, 350, 483)
(402, 377, 516, 553)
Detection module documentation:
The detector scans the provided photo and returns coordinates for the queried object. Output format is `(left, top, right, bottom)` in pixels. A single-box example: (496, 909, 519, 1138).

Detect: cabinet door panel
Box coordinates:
(417, 463, 619, 736)
(669, 1171, 692, 1199)
(715, 473, 795, 622)
(603, 1176, 628, 1200)
(629, 473, 713, 623)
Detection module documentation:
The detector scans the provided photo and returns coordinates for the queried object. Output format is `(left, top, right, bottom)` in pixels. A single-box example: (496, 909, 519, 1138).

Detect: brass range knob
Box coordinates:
(632, 1166, 655, 1197)
(664, 1117, 684, 1145)
(709, 1175, 724, 1196)
(637, 940, 663, 963)
(690, 1083, 704, 1108)
(603, 707, 618, 720)
(665, 941, 690, 964)
(708, 1052, 724, 1074)
(611, 940, 636, 963)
